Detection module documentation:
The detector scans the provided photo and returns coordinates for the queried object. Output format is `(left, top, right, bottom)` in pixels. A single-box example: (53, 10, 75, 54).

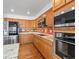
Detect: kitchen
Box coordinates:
(3, 0, 75, 59)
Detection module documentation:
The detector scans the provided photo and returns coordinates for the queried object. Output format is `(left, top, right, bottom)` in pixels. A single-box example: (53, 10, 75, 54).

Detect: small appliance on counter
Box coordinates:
(55, 32, 75, 59)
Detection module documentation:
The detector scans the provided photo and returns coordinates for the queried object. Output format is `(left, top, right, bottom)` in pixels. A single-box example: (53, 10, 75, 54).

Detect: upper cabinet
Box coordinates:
(53, 0, 65, 10)
(33, 20, 39, 28)
(18, 20, 26, 29)
(4, 18, 35, 32)
(25, 20, 34, 28)
(46, 9, 53, 27)
(53, 0, 74, 11)
(66, 0, 73, 3)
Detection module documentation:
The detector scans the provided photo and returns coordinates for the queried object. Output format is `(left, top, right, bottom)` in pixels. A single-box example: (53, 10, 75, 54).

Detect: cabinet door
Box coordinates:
(41, 40, 53, 59)
(33, 20, 39, 28)
(36, 38, 53, 59)
(54, 0, 65, 10)
(18, 20, 26, 32)
(33, 36, 53, 59)
(25, 20, 34, 28)
(46, 9, 53, 26)
(19, 35, 33, 44)
(66, 0, 73, 3)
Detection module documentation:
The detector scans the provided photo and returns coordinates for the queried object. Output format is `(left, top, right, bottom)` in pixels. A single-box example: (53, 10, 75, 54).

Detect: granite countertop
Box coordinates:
(19, 32, 53, 42)
(3, 43, 19, 59)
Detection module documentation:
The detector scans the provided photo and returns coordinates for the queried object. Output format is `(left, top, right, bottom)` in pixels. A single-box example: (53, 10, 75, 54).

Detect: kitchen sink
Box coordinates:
(37, 34, 47, 36)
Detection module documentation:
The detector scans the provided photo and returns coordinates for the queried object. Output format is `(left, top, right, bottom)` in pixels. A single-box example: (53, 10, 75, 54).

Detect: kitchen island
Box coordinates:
(3, 43, 19, 59)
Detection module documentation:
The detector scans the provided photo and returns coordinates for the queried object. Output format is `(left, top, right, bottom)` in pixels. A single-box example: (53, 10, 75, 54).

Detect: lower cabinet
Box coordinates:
(19, 34, 61, 59)
(19, 34, 33, 44)
(33, 35, 53, 59)
(53, 55, 62, 59)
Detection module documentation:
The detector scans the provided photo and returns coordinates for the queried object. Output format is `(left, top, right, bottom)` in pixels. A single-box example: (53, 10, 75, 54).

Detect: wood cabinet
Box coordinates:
(18, 20, 26, 30)
(18, 20, 34, 29)
(4, 18, 35, 32)
(33, 35, 53, 59)
(19, 34, 61, 59)
(45, 9, 53, 27)
(33, 20, 39, 28)
(53, 0, 65, 10)
(66, 0, 73, 3)
(4, 18, 18, 22)
(25, 20, 34, 28)
(53, 0, 75, 14)
(53, 55, 62, 59)
(19, 34, 33, 44)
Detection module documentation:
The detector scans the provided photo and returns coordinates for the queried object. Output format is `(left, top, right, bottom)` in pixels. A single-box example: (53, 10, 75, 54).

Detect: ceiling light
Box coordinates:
(11, 9, 14, 12)
(71, 7, 75, 10)
(26, 9, 30, 15)
(27, 11, 30, 15)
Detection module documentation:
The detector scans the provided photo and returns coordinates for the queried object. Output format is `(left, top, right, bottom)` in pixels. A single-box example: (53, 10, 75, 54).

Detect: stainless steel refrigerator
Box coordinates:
(3, 21, 19, 45)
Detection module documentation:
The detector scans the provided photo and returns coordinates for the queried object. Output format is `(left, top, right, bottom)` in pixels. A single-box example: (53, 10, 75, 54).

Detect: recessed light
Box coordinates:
(11, 9, 14, 12)
(26, 9, 30, 15)
(27, 11, 30, 15)
(71, 7, 75, 10)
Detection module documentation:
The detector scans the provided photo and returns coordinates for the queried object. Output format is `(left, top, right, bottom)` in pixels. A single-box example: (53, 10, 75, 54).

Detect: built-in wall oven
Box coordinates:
(55, 32, 75, 59)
